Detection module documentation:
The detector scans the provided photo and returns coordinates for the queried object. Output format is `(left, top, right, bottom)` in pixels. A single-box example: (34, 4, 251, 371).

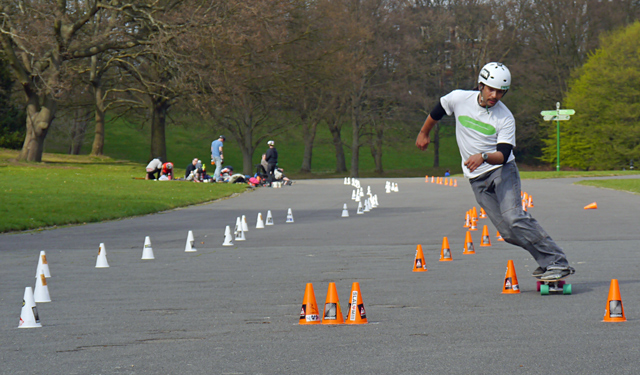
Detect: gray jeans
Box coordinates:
(212, 156, 222, 181)
(469, 162, 568, 270)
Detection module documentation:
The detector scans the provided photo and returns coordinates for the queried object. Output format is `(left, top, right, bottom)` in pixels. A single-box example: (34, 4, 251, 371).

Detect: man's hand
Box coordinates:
(416, 132, 430, 151)
(464, 154, 484, 173)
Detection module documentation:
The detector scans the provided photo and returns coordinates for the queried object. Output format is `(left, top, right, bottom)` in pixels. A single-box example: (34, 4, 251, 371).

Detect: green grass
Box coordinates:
(0, 149, 247, 233)
(519, 170, 640, 179)
(575, 179, 640, 194)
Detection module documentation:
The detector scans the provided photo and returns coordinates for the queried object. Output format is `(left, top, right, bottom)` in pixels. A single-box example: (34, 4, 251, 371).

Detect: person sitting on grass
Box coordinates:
(185, 158, 198, 179)
(161, 162, 174, 180)
(145, 157, 163, 180)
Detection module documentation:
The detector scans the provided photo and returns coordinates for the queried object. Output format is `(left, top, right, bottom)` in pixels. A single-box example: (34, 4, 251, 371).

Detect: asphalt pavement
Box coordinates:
(1, 175, 639, 374)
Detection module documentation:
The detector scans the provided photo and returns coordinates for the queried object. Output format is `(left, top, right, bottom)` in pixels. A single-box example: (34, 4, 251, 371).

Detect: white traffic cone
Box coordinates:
(266, 210, 274, 226)
(357, 201, 364, 215)
(359, 188, 364, 197)
(222, 226, 234, 246)
(372, 194, 379, 208)
(234, 217, 246, 241)
(35, 250, 51, 279)
(256, 213, 265, 229)
(286, 208, 294, 223)
(394, 183, 399, 192)
(185, 230, 197, 252)
(34, 269, 51, 303)
(18, 287, 41, 328)
(242, 215, 249, 232)
(341, 204, 349, 218)
(367, 186, 372, 196)
(363, 199, 371, 213)
(351, 190, 357, 200)
(142, 236, 155, 259)
(96, 243, 109, 268)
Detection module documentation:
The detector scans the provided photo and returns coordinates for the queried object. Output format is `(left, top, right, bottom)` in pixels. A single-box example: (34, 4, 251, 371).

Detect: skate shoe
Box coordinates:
(532, 267, 546, 277)
(539, 266, 575, 281)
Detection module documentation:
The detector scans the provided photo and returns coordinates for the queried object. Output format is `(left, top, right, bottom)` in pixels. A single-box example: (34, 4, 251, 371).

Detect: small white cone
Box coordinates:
(35, 250, 51, 279)
(96, 243, 109, 268)
(385, 185, 391, 193)
(355, 194, 361, 202)
(351, 190, 357, 200)
(242, 215, 249, 232)
(234, 217, 246, 241)
(367, 186, 372, 196)
(341, 204, 349, 218)
(34, 270, 51, 303)
(18, 287, 41, 328)
(256, 213, 265, 229)
(363, 199, 371, 213)
(265, 210, 274, 226)
(372, 194, 379, 208)
(142, 236, 155, 260)
(286, 208, 294, 223)
(359, 188, 364, 197)
(357, 201, 364, 215)
(222, 226, 234, 246)
(394, 183, 399, 192)
(185, 230, 197, 252)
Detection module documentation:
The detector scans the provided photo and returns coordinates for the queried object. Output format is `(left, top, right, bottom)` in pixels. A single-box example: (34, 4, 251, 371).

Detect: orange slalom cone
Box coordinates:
(584, 202, 598, 210)
(464, 211, 470, 228)
(425, 175, 428, 183)
(444, 178, 449, 186)
(322, 282, 345, 324)
(522, 198, 528, 212)
(603, 279, 626, 322)
(431, 176, 434, 183)
(469, 217, 478, 231)
(502, 260, 520, 294)
(496, 231, 504, 241)
(480, 225, 492, 247)
(299, 283, 321, 325)
(471, 206, 478, 220)
(463, 231, 475, 254)
(453, 179, 458, 187)
(479, 207, 487, 219)
(413, 244, 428, 272)
(528, 195, 534, 207)
(345, 282, 368, 324)
(439, 237, 452, 261)
(523, 192, 529, 204)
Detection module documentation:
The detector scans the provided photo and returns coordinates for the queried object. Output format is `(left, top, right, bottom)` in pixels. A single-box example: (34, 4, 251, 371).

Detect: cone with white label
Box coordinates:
(341, 204, 349, 217)
(345, 282, 368, 324)
(142, 236, 155, 259)
(222, 225, 234, 246)
(185, 230, 197, 252)
(322, 282, 345, 325)
(480, 225, 492, 247)
(496, 231, 504, 241)
(234, 217, 246, 241)
(413, 244, 428, 272)
(479, 207, 488, 219)
(35, 250, 51, 279)
(265, 210, 274, 226)
(18, 287, 41, 328)
(241, 215, 249, 232)
(286, 208, 294, 223)
(502, 260, 520, 294)
(439, 237, 452, 261)
(96, 243, 109, 268)
(34, 270, 51, 303)
(463, 231, 475, 254)
(256, 212, 265, 228)
(603, 279, 626, 322)
(356, 201, 363, 215)
(299, 283, 321, 325)
(363, 199, 371, 213)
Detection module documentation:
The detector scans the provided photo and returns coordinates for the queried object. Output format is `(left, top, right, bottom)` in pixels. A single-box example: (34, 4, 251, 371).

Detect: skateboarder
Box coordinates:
(415, 62, 574, 281)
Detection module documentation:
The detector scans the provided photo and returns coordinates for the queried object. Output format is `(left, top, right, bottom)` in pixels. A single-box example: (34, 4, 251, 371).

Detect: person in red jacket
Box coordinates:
(161, 162, 174, 180)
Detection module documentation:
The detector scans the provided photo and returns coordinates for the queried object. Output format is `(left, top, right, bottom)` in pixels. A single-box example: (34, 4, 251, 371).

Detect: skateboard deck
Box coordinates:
(533, 275, 572, 295)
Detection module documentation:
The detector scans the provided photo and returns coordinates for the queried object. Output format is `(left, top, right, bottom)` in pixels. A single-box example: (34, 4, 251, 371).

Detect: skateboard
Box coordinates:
(534, 276, 572, 295)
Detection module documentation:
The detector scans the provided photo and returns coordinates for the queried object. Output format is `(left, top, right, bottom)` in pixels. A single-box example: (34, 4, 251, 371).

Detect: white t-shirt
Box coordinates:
(440, 90, 516, 179)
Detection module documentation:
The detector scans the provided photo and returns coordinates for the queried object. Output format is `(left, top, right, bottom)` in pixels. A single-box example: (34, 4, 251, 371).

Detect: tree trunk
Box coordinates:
(300, 119, 319, 173)
(350, 109, 360, 178)
(328, 122, 347, 173)
(150, 99, 168, 162)
(90, 80, 105, 156)
(19, 93, 56, 162)
(432, 123, 440, 168)
(371, 124, 383, 174)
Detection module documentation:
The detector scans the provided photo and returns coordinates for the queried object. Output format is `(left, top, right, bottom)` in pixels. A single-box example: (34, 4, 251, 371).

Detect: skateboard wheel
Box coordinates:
(536, 281, 542, 292)
(540, 284, 550, 295)
(563, 284, 572, 295)
(558, 280, 566, 287)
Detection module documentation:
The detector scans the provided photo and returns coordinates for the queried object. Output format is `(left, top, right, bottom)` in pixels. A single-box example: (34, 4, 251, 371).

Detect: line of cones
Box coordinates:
(300, 282, 367, 325)
(424, 175, 458, 187)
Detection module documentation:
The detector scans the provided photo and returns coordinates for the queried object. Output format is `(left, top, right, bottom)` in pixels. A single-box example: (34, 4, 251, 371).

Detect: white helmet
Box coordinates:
(478, 62, 511, 90)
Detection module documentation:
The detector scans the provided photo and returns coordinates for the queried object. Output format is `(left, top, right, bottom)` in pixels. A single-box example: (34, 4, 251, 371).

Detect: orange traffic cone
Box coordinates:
(522, 198, 528, 212)
(469, 217, 478, 231)
(425, 175, 429, 183)
(464, 211, 470, 228)
(299, 283, 321, 325)
(523, 192, 529, 204)
(496, 231, 504, 241)
(345, 282, 368, 324)
(439, 237, 452, 261)
(527, 194, 534, 208)
(463, 231, 475, 254)
(584, 202, 598, 210)
(471, 206, 478, 220)
(431, 176, 434, 183)
(322, 282, 345, 324)
(479, 207, 487, 219)
(444, 178, 449, 186)
(480, 225, 492, 247)
(502, 260, 520, 294)
(413, 244, 428, 272)
(453, 179, 458, 187)
(603, 279, 626, 322)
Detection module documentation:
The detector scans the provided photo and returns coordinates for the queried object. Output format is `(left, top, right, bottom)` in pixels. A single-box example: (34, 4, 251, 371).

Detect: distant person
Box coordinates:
(415, 61, 573, 281)
(185, 158, 198, 179)
(161, 162, 174, 180)
(444, 169, 450, 177)
(265, 140, 278, 185)
(211, 135, 225, 182)
(145, 157, 162, 180)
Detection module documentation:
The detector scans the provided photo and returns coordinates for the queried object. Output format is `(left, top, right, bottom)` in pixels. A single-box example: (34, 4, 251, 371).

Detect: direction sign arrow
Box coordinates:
(540, 110, 558, 116)
(558, 109, 575, 115)
(543, 115, 571, 121)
